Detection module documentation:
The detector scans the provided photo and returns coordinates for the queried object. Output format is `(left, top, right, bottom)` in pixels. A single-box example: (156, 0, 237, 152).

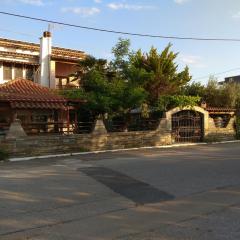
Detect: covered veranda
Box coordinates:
(0, 79, 82, 136)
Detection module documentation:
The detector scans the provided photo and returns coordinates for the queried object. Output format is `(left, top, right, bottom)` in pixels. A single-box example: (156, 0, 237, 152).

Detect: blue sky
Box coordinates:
(1, 0, 240, 84)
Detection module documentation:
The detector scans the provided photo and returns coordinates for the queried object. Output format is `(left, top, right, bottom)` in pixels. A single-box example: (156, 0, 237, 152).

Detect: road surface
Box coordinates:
(0, 143, 240, 239)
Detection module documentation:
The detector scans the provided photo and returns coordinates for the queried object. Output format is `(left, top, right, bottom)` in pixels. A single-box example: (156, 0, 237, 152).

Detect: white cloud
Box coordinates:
(174, 0, 190, 5)
(61, 7, 100, 16)
(232, 11, 240, 19)
(94, 0, 102, 3)
(20, 0, 44, 5)
(180, 55, 206, 68)
(3, 0, 45, 5)
(107, 3, 155, 11)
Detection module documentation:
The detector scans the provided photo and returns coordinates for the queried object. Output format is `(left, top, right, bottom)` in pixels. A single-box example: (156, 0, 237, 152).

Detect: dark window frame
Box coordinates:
(3, 63, 12, 80)
(14, 64, 23, 79)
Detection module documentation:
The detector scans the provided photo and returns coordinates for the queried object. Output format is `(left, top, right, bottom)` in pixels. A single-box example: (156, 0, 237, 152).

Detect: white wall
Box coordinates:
(39, 32, 52, 88)
(0, 62, 3, 84)
(50, 61, 56, 89)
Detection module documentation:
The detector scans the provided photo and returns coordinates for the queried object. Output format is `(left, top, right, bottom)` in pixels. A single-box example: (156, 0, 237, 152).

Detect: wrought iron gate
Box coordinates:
(172, 110, 203, 143)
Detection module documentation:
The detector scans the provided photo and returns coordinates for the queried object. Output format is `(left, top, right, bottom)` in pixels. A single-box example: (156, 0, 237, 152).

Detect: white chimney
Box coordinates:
(39, 31, 52, 88)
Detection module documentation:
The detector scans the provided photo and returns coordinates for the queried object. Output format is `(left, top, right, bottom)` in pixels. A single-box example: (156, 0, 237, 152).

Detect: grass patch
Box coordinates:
(204, 136, 220, 143)
(0, 149, 9, 162)
(80, 147, 90, 152)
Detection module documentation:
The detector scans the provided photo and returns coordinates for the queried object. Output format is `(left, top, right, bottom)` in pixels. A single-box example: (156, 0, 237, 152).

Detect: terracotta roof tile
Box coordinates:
(0, 79, 67, 109)
(206, 107, 236, 113)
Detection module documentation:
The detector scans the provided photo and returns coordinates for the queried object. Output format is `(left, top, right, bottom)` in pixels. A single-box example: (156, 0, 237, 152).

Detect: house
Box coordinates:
(0, 31, 86, 89)
(219, 75, 240, 85)
(0, 31, 87, 137)
(0, 79, 84, 136)
(224, 75, 240, 84)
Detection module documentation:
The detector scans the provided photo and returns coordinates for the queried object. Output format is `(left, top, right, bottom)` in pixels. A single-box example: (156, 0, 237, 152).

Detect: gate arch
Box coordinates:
(166, 106, 209, 143)
(172, 110, 203, 142)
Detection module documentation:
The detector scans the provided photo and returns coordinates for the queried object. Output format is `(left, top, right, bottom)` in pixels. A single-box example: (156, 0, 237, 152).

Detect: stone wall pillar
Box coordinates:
(156, 117, 171, 132)
(92, 118, 107, 135)
(91, 118, 108, 150)
(5, 119, 27, 140)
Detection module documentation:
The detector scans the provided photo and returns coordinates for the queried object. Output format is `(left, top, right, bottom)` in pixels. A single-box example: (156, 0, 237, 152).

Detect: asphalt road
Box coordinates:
(0, 142, 240, 239)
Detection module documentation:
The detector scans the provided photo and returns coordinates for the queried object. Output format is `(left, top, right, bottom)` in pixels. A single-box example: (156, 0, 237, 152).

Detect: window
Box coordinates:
(17, 115, 27, 124)
(31, 115, 48, 123)
(14, 64, 23, 79)
(26, 66, 34, 81)
(3, 63, 12, 80)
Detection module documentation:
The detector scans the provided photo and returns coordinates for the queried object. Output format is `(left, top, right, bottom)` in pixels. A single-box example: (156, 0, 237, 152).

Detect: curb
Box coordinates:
(9, 140, 240, 162)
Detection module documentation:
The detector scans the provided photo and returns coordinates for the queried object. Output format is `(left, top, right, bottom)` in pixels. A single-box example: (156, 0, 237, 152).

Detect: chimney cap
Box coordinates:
(43, 31, 51, 38)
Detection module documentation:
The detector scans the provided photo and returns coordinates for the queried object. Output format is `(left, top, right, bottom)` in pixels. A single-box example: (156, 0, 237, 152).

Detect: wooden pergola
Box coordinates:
(0, 79, 82, 135)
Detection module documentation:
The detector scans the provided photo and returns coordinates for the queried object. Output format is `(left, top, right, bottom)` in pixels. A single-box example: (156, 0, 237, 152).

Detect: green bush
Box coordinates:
(0, 149, 9, 162)
(236, 116, 240, 140)
(204, 136, 220, 143)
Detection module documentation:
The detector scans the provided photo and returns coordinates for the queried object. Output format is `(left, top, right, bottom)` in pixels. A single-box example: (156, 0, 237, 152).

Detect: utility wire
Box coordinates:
(1, 11, 240, 81)
(0, 27, 38, 37)
(1, 11, 240, 42)
(192, 67, 240, 81)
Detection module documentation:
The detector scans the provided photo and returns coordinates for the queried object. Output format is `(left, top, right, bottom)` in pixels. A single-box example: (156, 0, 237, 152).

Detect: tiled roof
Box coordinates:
(206, 107, 236, 113)
(0, 79, 67, 109)
(0, 37, 86, 60)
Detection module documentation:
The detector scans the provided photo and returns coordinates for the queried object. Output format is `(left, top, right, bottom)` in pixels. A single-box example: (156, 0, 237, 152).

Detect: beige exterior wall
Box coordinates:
(0, 35, 84, 88)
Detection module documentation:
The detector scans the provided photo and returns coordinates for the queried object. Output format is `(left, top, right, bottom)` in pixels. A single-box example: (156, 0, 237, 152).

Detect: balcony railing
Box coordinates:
(21, 121, 95, 135)
(56, 85, 81, 90)
(0, 123, 10, 136)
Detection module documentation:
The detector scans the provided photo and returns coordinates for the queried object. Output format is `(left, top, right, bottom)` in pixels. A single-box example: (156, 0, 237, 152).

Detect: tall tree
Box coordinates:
(182, 81, 205, 97)
(71, 55, 108, 87)
(129, 44, 192, 104)
(64, 54, 147, 117)
(110, 38, 131, 78)
(63, 39, 195, 117)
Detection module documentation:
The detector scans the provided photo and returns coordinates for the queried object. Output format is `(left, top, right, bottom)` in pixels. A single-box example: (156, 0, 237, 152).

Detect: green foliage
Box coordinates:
(182, 76, 240, 109)
(62, 38, 240, 120)
(182, 81, 205, 97)
(221, 83, 240, 108)
(0, 149, 9, 161)
(236, 116, 240, 140)
(62, 53, 147, 117)
(110, 38, 131, 78)
(71, 55, 108, 85)
(156, 95, 201, 111)
(128, 44, 192, 103)
(204, 77, 222, 107)
(63, 39, 201, 119)
(204, 136, 220, 143)
(203, 76, 240, 108)
(60, 88, 86, 99)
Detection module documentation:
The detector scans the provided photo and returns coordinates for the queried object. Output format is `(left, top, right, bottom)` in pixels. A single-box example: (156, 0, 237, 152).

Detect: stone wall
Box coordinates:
(165, 106, 236, 142)
(0, 107, 237, 158)
(205, 117, 236, 141)
(0, 119, 172, 157)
